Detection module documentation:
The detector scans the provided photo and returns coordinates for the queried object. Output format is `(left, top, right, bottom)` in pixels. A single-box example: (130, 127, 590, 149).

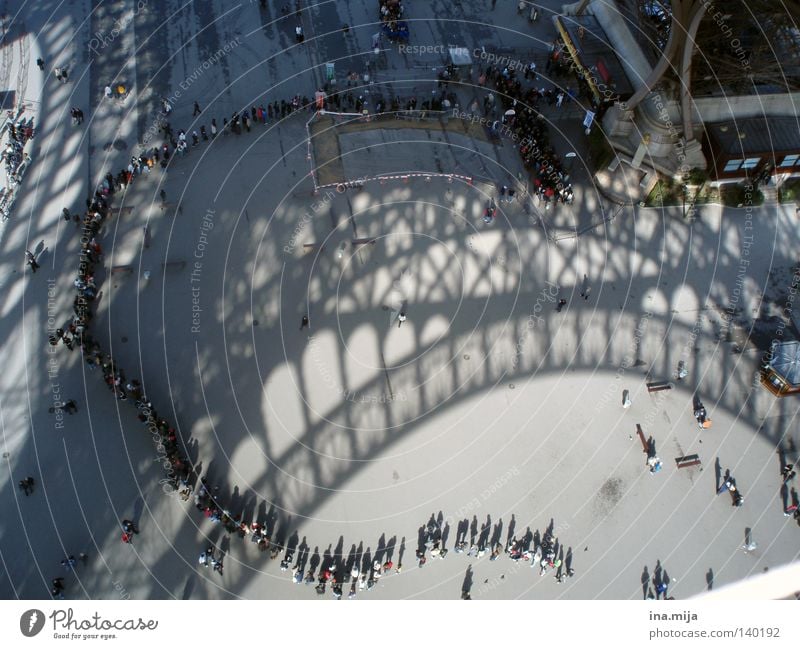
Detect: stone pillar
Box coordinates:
(631, 134, 651, 170)
(602, 104, 636, 140)
(682, 139, 706, 170)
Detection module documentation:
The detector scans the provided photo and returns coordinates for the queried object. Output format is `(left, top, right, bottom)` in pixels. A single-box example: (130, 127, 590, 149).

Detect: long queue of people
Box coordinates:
(480, 62, 575, 208)
(43, 83, 586, 597)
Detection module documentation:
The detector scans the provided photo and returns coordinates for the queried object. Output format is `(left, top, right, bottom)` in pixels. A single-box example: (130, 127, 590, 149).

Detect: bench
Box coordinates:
(675, 454, 702, 469)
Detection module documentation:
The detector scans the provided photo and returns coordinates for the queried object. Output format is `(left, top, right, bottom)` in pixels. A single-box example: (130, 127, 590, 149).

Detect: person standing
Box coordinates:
(398, 312, 407, 328)
(300, 314, 310, 330)
(37, 57, 45, 70)
(25, 250, 40, 273)
(121, 519, 138, 535)
(19, 477, 34, 495)
(210, 119, 217, 138)
(295, 26, 304, 43)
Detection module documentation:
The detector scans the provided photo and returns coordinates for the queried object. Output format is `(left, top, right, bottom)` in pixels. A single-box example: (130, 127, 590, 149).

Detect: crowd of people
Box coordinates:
(2, 114, 34, 191)
(479, 62, 575, 208)
(379, 0, 405, 25)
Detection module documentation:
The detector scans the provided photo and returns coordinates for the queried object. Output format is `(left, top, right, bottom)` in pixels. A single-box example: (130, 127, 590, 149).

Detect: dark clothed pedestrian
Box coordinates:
(193, 101, 201, 116)
(121, 519, 138, 534)
(26, 250, 39, 272)
(61, 556, 77, 569)
(300, 314, 309, 330)
(19, 477, 34, 495)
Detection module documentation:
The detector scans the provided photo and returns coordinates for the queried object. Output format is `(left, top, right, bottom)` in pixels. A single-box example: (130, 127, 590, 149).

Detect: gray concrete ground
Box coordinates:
(0, 0, 798, 602)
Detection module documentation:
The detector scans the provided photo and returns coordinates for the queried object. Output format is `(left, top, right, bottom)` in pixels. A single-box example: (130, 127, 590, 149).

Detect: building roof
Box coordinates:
(706, 116, 800, 156)
(769, 340, 800, 387)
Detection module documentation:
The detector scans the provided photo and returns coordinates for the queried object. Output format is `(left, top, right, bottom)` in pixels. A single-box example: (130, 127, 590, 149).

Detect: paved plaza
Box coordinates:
(0, 0, 798, 602)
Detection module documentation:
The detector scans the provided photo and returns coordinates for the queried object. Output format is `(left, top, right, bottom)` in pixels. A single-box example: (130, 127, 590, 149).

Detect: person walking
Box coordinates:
(300, 314, 309, 330)
(295, 25, 304, 43)
(556, 298, 567, 312)
(64, 399, 78, 414)
(25, 250, 40, 273)
(18, 477, 34, 495)
(37, 57, 45, 70)
(580, 274, 591, 300)
(193, 101, 201, 116)
(210, 119, 217, 139)
(398, 312, 407, 328)
(781, 463, 796, 483)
